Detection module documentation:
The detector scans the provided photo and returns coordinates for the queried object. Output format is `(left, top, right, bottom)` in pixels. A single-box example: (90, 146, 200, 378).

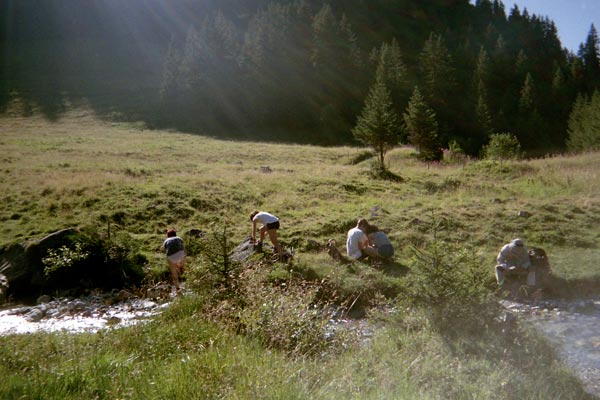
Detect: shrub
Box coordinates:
(238, 278, 356, 357)
(41, 226, 146, 294)
(42, 241, 90, 277)
(398, 216, 499, 338)
(443, 140, 468, 164)
(483, 132, 522, 161)
(190, 223, 241, 293)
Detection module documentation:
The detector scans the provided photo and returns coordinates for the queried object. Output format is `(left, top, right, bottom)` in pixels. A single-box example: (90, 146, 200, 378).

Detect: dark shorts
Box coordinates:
(266, 221, 280, 230)
(377, 244, 394, 258)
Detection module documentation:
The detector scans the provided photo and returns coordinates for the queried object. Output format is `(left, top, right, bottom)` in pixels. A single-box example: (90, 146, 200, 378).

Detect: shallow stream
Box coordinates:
(0, 294, 170, 335)
(501, 298, 600, 397)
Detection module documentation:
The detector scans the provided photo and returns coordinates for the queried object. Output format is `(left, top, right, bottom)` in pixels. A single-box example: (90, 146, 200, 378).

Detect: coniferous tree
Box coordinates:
(418, 32, 456, 145)
(473, 48, 493, 136)
(373, 38, 410, 136)
(517, 72, 544, 149)
(567, 91, 600, 151)
(419, 32, 455, 103)
(352, 73, 402, 168)
(403, 86, 441, 161)
(578, 24, 600, 94)
(159, 37, 183, 108)
(518, 72, 535, 113)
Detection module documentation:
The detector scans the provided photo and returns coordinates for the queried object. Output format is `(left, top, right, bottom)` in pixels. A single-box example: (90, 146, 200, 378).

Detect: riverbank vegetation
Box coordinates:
(0, 112, 598, 398)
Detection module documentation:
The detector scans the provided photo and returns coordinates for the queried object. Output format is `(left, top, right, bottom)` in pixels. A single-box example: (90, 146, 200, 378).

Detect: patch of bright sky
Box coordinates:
(472, 1, 600, 53)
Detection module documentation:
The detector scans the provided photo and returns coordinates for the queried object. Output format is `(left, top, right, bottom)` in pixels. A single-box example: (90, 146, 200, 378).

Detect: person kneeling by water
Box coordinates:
(495, 238, 534, 287)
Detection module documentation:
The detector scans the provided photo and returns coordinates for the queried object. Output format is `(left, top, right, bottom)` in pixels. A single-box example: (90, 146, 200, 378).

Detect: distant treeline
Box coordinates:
(2, 0, 600, 154)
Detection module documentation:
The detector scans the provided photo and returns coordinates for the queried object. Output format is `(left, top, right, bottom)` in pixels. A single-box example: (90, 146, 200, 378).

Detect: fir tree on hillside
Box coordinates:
(352, 73, 402, 169)
(578, 24, 600, 95)
(403, 86, 441, 161)
(567, 91, 600, 152)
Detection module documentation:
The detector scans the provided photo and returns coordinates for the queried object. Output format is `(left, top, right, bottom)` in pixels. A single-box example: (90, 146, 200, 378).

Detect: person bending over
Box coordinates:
(163, 228, 186, 291)
(250, 210, 282, 255)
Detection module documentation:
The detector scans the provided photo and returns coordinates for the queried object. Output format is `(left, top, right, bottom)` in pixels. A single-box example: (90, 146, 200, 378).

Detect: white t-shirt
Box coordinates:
(252, 212, 278, 226)
(346, 227, 366, 259)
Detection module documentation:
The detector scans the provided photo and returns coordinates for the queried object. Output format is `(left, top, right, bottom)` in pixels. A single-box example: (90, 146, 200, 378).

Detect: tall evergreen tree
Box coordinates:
(403, 86, 441, 161)
(418, 32, 456, 144)
(567, 91, 600, 151)
(578, 24, 600, 93)
(373, 38, 410, 132)
(518, 72, 535, 113)
(352, 73, 402, 168)
(465, 47, 493, 149)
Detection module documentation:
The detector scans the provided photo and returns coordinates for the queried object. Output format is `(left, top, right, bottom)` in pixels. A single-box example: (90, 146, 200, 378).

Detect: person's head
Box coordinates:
(357, 218, 369, 230)
(365, 224, 378, 235)
(250, 210, 259, 222)
(166, 228, 177, 238)
(511, 238, 524, 247)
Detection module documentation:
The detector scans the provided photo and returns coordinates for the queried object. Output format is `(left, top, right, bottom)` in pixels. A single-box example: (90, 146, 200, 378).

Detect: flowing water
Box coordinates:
(501, 298, 600, 398)
(0, 294, 171, 335)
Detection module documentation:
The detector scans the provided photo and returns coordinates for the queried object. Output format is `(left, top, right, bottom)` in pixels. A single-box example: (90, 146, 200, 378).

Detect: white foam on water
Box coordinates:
(0, 298, 169, 335)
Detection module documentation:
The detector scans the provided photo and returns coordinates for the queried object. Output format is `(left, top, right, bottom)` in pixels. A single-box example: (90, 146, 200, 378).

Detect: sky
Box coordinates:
(502, 1, 600, 52)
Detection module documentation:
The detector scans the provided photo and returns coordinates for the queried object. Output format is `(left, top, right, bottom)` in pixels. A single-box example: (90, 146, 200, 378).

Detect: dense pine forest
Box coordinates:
(2, 0, 600, 155)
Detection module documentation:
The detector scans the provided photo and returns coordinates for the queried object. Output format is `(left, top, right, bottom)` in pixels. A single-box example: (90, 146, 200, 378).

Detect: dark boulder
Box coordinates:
(0, 228, 78, 303)
(0, 227, 145, 305)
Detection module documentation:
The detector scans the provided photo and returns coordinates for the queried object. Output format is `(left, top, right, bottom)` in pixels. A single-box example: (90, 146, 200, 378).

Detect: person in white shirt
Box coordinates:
(250, 210, 282, 255)
(346, 218, 369, 259)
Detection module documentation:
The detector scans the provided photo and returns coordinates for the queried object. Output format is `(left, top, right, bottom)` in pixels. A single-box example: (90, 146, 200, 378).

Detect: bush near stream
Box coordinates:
(40, 226, 146, 296)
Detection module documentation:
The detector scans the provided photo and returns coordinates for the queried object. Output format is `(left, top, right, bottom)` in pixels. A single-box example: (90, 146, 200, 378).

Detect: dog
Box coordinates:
(326, 239, 351, 264)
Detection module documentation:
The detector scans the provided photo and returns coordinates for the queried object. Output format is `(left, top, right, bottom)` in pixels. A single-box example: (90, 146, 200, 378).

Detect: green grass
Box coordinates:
(0, 109, 599, 399)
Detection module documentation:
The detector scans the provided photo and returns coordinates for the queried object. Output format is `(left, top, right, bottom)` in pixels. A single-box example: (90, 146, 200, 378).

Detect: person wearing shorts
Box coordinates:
(365, 224, 395, 259)
(163, 228, 186, 291)
(250, 210, 282, 255)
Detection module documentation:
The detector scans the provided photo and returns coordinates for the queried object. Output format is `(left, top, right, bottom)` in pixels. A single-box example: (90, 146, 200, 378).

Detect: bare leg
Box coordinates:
(259, 226, 267, 242)
(167, 260, 180, 289)
(177, 257, 186, 275)
(267, 229, 282, 254)
(363, 246, 379, 258)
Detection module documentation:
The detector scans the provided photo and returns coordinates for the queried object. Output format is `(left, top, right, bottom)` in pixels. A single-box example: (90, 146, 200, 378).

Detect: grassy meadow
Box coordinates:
(0, 109, 599, 399)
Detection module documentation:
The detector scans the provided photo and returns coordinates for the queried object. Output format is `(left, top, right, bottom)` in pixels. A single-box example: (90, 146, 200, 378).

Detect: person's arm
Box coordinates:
(252, 220, 257, 242)
(358, 233, 368, 250)
(497, 247, 510, 269)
